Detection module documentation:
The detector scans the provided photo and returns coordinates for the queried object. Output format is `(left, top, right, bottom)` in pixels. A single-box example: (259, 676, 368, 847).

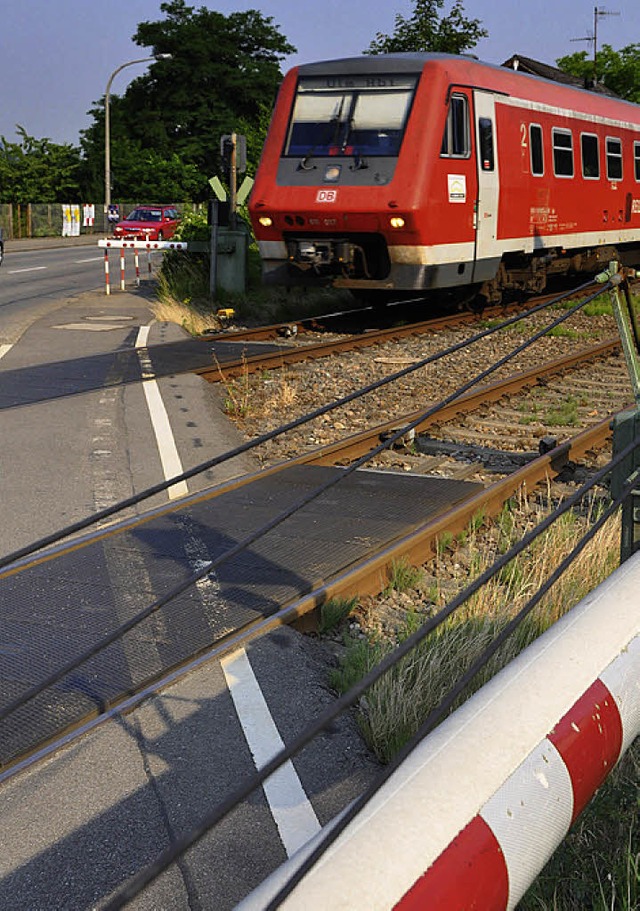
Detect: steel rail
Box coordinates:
(195, 300, 581, 382)
(192, 281, 632, 381)
(295, 337, 620, 467)
(202, 278, 622, 345)
(201, 299, 521, 344)
(0, 415, 615, 783)
(1, 411, 615, 784)
(1, 338, 621, 582)
(0, 351, 622, 779)
(196, 316, 489, 382)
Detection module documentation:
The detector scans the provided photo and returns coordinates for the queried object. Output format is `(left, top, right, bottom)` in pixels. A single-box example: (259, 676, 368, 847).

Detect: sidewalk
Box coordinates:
(5, 234, 102, 253)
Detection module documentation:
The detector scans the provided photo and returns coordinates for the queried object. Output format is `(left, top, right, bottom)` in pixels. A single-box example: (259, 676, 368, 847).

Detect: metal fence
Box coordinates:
(0, 202, 202, 240)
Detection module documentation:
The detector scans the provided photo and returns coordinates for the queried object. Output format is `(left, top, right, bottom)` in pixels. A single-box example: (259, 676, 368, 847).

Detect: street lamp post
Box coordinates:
(104, 54, 172, 215)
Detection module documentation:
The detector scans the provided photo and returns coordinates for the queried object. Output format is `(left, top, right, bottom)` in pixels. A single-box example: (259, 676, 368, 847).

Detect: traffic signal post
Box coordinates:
(208, 134, 253, 296)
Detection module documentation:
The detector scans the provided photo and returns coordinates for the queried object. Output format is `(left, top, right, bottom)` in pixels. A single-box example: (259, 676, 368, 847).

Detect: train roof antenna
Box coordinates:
(571, 5, 620, 85)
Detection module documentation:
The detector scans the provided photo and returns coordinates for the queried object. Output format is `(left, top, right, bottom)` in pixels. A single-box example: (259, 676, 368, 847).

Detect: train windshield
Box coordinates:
(285, 75, 418, 158)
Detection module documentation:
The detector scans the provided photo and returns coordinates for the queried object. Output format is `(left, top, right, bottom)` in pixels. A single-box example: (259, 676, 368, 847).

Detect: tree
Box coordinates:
(365, 0, 487, 56)
(556, 43, 640, 103)
(0, 127, 82, 203)
(80, 0, 295, 201)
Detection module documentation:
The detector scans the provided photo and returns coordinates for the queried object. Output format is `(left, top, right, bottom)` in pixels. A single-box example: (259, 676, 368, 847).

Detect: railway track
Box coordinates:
(196, 285, 598, 382)
(2, 325, 632, 776)
(300, 338, 623, 468)
(2, 275, 634, 772)
(233, 339, 631, 609)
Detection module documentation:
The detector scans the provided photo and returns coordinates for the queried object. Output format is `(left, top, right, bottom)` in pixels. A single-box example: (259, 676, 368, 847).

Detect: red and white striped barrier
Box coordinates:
(97, 239, 188, 293)
(239, 551, 640, 911)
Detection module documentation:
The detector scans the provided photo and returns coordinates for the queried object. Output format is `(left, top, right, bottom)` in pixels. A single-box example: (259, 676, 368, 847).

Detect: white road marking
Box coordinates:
(7, 266, 47, 274)
(136, 325, 188, 499)
(221, 648, 322, 857)
(52, 323, 128, 331)
(0, 344, 12, 361)
(86, 315, 135, 321)
(74, 256, 104, 263)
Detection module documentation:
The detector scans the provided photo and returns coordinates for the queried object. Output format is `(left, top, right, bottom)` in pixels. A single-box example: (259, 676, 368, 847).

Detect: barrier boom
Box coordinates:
(97, 238, 189, 293)
(240, 551, 640, 911)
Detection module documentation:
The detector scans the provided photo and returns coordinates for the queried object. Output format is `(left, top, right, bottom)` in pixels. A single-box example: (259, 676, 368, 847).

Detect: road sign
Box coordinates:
(208, 176, 227, 201)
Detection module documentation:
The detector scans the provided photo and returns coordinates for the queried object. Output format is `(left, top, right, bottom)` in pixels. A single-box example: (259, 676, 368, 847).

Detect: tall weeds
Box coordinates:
(332, 495, 620, 764)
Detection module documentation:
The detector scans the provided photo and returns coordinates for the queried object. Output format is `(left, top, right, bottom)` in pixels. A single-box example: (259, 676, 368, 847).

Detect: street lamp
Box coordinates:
(104, 54, 172, 213)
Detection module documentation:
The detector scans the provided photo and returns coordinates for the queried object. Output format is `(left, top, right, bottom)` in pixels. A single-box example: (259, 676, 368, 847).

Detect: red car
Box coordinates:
(113, 205, 180, 241)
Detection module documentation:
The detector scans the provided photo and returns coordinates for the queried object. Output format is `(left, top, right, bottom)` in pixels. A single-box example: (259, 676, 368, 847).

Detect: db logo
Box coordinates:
(316, 189, 337, 203)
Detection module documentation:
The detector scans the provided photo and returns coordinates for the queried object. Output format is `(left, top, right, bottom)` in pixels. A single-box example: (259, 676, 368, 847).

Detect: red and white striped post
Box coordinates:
(134, 248, 140, 287)
(119, 247, 126, 291)
(103, 248, 110, 295)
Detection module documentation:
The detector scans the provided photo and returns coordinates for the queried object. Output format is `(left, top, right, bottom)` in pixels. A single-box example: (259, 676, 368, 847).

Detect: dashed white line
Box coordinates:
(7, 266, 47, 274)
(136, 325, 188, 500)
(74, 256, 104, 263)
(221, 648, 322, 857)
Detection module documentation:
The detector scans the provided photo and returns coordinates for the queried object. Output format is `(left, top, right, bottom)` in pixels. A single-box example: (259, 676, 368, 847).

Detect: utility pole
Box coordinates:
(571, 6, 620, 84)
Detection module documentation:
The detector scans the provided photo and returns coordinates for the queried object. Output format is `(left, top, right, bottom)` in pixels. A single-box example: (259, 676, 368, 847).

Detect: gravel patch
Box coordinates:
(223, 305, 624, 641)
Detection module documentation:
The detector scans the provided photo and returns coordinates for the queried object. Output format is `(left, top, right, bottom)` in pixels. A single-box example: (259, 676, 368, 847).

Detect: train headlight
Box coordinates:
(389, 216, 405, 229)
(258, 216, 273, 227)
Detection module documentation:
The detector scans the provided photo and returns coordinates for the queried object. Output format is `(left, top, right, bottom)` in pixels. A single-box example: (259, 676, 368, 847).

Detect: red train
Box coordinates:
(248, 53, 640, 304)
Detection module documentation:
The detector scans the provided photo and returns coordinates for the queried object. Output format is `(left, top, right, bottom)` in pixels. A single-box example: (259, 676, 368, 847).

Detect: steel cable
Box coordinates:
(0, 278, 598, 573)
(0, 280, 608, 724)
(102, 434, 638, 911)
(262, 477, 630, 910)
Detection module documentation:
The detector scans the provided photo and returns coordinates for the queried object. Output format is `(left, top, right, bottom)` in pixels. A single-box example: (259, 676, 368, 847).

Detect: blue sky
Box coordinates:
(1, 0, 638, 146)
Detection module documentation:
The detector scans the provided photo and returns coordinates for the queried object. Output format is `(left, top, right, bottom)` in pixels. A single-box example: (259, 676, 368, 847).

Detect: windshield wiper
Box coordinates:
(350, 151, 368, 170)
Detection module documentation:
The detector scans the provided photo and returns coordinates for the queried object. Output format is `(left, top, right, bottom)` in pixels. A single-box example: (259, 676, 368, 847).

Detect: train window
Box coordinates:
(581, 133, 600, 179)
(552, 128, 574, 177)
(440, 94, 470, 158)
(635, 142, 640, 181)
(530, 124, 544, 176)
(284, 75, 418, 159)
(606, 137, 623, 181)
(478, 118, 494, 170)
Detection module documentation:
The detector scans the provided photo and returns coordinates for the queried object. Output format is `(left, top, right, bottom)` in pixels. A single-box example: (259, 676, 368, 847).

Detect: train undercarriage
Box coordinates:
(281, 232, 637, 305)
(478, 245, 626, 304)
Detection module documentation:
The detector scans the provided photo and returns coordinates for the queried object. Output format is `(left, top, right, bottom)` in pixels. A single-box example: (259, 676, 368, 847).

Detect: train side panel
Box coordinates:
(494, 95, 640, 248)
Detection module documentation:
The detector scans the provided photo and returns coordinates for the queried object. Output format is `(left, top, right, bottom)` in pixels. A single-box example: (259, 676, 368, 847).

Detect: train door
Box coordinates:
(471, 91, 500, 283)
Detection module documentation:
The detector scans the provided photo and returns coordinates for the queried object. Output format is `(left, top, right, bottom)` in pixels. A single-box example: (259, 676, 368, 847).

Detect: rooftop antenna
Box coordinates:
(571, 5, 620, 83)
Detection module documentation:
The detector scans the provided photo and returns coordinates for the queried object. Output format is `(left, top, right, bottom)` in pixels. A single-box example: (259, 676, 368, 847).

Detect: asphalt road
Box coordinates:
(0, 259, 380, 909)
(0, 241, 164, 345)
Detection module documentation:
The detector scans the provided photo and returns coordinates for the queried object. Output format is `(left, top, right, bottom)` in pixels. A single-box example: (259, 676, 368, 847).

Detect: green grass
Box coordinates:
(547, 326, 581, 339)
(435, 532, 454, 556)
(328, 502, 619, 763)
(383, 558, 424, 595)
(554, 294, 614, 317)
(544, 395, 580, 427)
(325, 502, 629, 905)
(583, 298, 614, 318)
(156, 231, 351, 332)
(329, 634, 388, 696)
(319, 596, 358, 633)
